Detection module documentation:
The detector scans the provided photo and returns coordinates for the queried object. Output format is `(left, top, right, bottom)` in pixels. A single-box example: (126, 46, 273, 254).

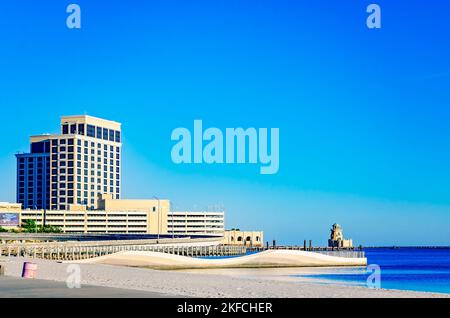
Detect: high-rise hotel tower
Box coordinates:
(16, 115, 121, 211)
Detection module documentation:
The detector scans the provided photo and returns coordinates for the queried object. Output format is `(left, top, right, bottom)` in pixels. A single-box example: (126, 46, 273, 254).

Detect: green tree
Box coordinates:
(21, 219, 63, 233)
(0, 226, 8, 233)
(22, 219, 38, 233)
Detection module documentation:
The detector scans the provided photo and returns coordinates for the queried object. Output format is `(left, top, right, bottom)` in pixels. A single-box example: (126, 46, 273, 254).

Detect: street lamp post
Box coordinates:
(33, 205, 38, 233)
(153, 196, 160, 240)
(170, 201, 175, 240)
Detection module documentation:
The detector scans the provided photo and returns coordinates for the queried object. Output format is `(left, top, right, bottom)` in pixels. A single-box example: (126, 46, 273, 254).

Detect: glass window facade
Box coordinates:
(87, 125, 95, 137)
(18, 117, 122, 211)
(16, 153, 50, 210)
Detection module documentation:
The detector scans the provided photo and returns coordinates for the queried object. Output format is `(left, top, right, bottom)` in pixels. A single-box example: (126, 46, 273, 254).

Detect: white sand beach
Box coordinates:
(1, 257, 449, 298)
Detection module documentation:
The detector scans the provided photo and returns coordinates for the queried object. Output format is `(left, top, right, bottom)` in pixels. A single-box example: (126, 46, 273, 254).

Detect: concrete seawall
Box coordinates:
(73, 249, 368, 269)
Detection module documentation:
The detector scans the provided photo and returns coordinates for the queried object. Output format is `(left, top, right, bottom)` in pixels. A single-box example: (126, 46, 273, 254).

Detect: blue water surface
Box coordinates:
(301, 248, 450, 294)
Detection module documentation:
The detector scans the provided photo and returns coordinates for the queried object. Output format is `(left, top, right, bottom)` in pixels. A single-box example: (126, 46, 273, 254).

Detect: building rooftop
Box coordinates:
(61, 115, 121, 130)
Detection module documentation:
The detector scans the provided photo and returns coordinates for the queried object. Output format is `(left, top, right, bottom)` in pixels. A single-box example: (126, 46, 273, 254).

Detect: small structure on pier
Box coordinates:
(222, 230, 264, 247)
(328, 223, 353, 248)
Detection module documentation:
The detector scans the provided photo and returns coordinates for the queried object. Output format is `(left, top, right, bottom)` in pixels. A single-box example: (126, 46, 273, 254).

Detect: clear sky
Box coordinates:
(1, 1, 450, 246)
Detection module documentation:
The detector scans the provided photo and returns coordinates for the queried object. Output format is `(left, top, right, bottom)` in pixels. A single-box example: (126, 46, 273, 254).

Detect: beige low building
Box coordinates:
(2, 195, 225, 236)
(18, 194, 169, 234)
(0, 202, 22, 212)
(97, 194, 170, 234)
(222, 230, 264, 247)
(168, 211, 224, 236)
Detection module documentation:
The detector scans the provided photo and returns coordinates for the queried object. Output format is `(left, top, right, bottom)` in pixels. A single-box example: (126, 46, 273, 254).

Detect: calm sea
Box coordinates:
(301, 248, 450, 294)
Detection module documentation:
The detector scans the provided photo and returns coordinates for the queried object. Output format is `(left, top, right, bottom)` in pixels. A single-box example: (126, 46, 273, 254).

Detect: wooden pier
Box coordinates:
(0, 234, 366, 261)
(0, 238, 247, 261)
(248, 246, 366, 259)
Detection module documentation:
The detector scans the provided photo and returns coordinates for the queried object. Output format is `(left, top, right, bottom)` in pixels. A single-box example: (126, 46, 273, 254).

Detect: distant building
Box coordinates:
(168, 211, 225, 236)
(16, 144, 51, 210)
(328, 223, 353, 248)
(18, 194, 168, 234)
(16, 115, 122, 211)
(8, 114, 235, 238)
(222, 230, 264, 247)
(2, 196, 224, 236)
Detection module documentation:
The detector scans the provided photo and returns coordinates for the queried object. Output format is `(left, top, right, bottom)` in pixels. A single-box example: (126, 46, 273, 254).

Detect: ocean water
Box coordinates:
(301, 248, 450, 294)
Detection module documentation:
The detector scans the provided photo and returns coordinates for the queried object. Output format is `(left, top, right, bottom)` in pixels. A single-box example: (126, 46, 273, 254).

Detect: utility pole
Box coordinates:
(170, 201, 175, 239)
(153, 196, 161, 240)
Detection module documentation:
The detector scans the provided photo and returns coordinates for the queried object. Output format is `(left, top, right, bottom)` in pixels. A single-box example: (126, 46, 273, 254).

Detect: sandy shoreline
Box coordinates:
(1, 257, 449, 298)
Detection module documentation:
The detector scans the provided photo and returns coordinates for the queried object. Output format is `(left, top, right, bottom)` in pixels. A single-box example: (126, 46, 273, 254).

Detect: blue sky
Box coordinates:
(1, 1, 450, 246)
